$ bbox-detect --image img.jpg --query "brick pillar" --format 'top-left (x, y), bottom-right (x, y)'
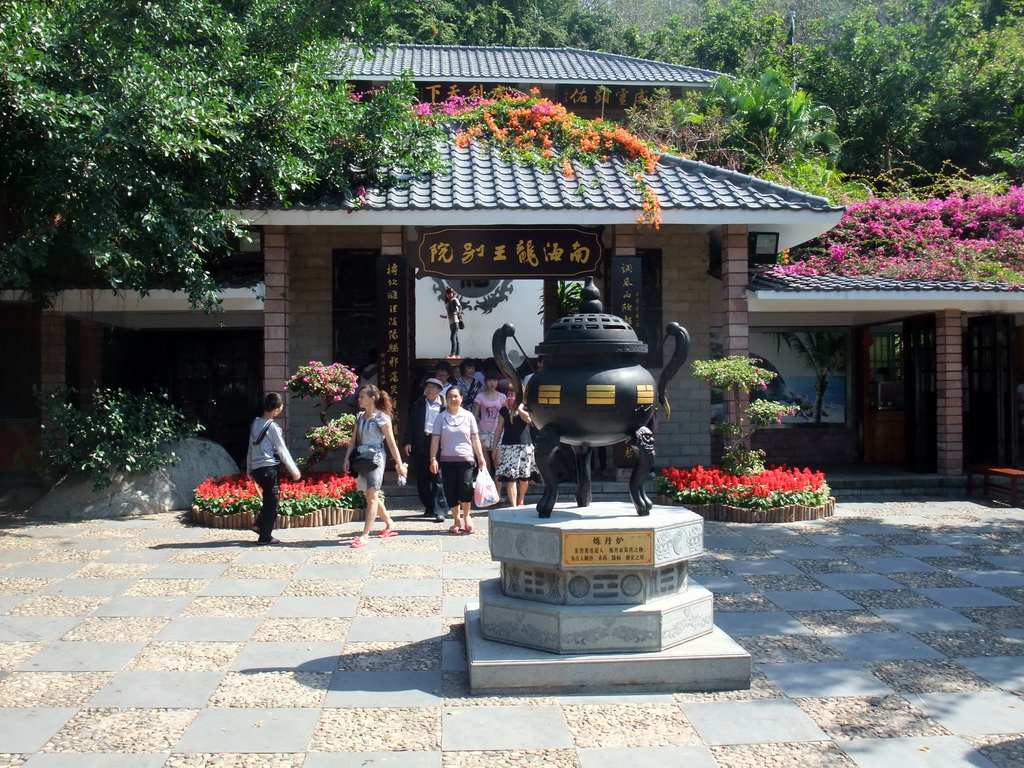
top-left (721, 225), bottom-right (749, 426)
top-left (263, 226), bottom-right (291, 432)
top-left (39, 311), bottom-right (66, 432)
top-left (936, 309), bottom-right (964, 475)
top-left (380, 225), bottom-right (402, 258)
top-left (40, 311), bottom-right (66, 390)
top-left (613, 225), bottom-right (637, 258)
top-left (78, 319), bottom-right (104, 406)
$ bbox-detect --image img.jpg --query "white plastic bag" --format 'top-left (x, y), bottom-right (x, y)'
top-left (473, 467), bottom-right (500, 507)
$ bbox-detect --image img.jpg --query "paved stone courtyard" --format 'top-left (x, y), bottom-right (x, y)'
top-left (1, 499), bottom-right (1023, 767)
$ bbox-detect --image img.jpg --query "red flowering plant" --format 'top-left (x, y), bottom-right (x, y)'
top-left (415, 89), bottom-right (665, 227)
top-left (193, 472), bottom-right (366, 517)
top-left (284, 361), bottom-right (359, 467)
top-left (655, 465), bottom-right (830, 511)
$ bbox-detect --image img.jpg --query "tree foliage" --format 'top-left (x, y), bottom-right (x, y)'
top-left (628, 71), bottom-right (862, 200)
top-left (386, 0), bottom-right (627, 49)
top-left (0, 0), bottom-right (446, 309)
top-left (627, 0), bottom-right (1024, 183)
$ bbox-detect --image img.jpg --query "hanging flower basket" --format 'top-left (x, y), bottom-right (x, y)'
top-left (655, 465), bottom-right (834, 524)
top-left (190, 472), bottom-right (367, 529)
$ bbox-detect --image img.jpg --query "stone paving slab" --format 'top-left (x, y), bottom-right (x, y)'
top-left (2, 500), bottom-right (1024, 765)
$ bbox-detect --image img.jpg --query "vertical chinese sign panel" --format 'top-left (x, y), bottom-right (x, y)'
top-left (377, 256), bottom-right (409, 419)
top-left (610, 256), bottom-right (643, 468)
top-left (610, 256), bottom-right (642, 330)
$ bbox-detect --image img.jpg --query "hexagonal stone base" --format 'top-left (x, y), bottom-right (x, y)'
top-left (479, 578), bottom-right (713, 654)
top-left (501, 560), bottom-right (691, 606)
top-left (489, 502), bottom-right (705, 573)
top-left (466, 606), bottom-right (751, 695)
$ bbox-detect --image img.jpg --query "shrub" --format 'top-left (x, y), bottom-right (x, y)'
top-left (779, 187), bottom-right (1024, 282)
top-left (691, 356), bottom-right (795, 475)
top-left (38, 387), bottom-right (203, 491)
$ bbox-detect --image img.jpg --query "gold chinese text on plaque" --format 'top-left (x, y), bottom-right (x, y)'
top-left (562, 531), bottom-right (654, 567)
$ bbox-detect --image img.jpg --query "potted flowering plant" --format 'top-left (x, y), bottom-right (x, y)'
top-left (284, 361), bottom-right (360, 467)
top-left (657, 356), bottom-right (833, 522)
top-left (191, 472), bottom-right (368, 528)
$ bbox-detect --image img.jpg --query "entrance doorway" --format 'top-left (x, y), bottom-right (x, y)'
top-left (966, 314), bottom-right (1016, 467)
top-left (105, 328), bottom-right (262, 466)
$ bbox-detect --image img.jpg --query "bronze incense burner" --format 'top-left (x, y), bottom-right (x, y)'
top-left (493, 278), bottom-right (689, 517)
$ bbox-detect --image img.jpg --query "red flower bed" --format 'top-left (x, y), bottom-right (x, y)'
top-left (193, 472), bottom-right (366, 517)
top-left (655, 465), bottom-right (830, 510)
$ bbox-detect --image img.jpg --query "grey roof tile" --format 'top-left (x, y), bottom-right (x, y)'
top-left (335, 45), bottom-right (723, 85)
top-left (317, 135), bottom-right (841, 216)
top-left (750, 273), bottom-right (1024, 293)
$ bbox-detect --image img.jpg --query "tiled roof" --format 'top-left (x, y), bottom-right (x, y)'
top-left (350, 140), bottom-right (840, 215)
top-left (335, 45), bottom-right (724, 85)
top-left (749, 272), bottom-right (1024, 293)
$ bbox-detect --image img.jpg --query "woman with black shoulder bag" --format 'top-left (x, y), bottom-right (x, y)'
top-left (343, 385), bottom-right (408, 548)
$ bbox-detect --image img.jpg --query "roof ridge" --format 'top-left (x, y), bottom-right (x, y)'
top-left (559, 46), bottom-right (730, 79)
top-left (653, 151), bottom-right (842, 212)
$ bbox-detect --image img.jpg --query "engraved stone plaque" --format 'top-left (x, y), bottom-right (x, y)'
top-left (562, 531), bottom-right (654, 567)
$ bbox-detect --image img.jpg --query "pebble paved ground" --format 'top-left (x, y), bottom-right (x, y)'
top-left (0, 498), bottom-right (1023, 767)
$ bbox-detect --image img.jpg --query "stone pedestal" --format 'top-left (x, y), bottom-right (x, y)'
top-left (465, 501), bottom-right (750, 694)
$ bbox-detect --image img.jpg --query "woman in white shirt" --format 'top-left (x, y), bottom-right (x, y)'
top-left (430, 386), bottom-right (486, 534)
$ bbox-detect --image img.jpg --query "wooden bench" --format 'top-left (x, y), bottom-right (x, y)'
top-left (966, 465), bottom-right (1024, 507)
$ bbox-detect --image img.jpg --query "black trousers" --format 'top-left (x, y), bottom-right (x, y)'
top-left (251, 465), bottom-right (280, 541)
top-left (412, 433), bottom-right (448, 516)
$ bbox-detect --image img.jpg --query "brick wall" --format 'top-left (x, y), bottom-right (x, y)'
top-left (634, 225), bottom-right (712, 469)
top-left (285, 226), bottom-right (383, 462)
top-left (742, 425), bottom-right (859, 468)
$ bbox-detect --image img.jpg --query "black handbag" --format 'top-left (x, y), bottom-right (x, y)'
top-left (349, 449), bottom-right (381, 473)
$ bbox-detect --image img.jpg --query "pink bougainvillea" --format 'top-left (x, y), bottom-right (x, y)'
top-left (777, 188), bottom-right (1024, 283)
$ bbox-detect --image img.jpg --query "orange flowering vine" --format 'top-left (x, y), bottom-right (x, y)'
top-left (415, 90), bottom-right (664, 227)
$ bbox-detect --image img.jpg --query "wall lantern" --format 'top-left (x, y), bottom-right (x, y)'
top-left (747, 232), bottom-right (779, 268)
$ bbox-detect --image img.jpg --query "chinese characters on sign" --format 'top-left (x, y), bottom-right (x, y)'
top-left (376, 256), bottom-right (408, 414)
top-left (562, 531), bottom-right (655, 567)
top-left (349, 81), bottom-right (685, 120)
top-left (610, 255), bottom-right (644, 468)
top-left (610, 256), bottom-right (642, 330)
top-left (417, 227), bottom-right (604, 278)
top-left (419, 82), bottom-right (488, 102)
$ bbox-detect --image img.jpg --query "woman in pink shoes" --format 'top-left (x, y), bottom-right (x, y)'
top-left (429, 386), bottom-right (487, 534)
top-left (343, 385), bottom-right (408, 548)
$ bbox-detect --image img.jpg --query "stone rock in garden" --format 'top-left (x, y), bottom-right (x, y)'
top-left (27, 438), bottom-right (238, 520)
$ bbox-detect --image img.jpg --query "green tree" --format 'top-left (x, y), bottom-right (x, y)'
top-left (628, 71), bottom-right (862, 200)
top-left (636, 0), bottom-right (792, 76)
top-left (0, 0), bottom-right (446, 310)
top-left (387, 0), bottom-right (628, 49)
